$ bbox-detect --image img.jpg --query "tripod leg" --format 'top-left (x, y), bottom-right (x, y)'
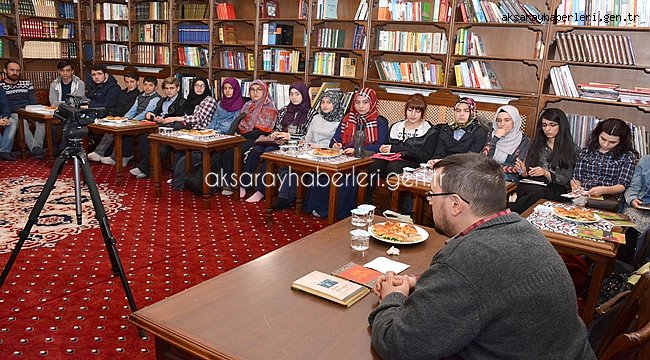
top-left (73, 157), bottom-right (83, 225)
top-left (0, 154), bottom-right (69, 287)
top-left (76, 153), bottom-right (138, 313)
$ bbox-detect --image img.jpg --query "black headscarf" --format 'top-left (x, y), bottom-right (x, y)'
top-left (183, 77), bottom-right (211, 114)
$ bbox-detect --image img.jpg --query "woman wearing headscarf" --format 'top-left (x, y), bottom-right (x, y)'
top-left (431, 97), bottom-right (488, 159)
top-left (208, 78), bottom-right (245, 133)
top-left (242, 81), bottom-right (311, 202)
top-left (272, 90), bottom-right (346, 210)
top-left (481, 105), bottom-right (530, 183)
top-left (304, 87), bottom-right (389, 219)
top-left (220, 79), bottom-right (278, 195)
top-left (164, 77), bottom-right (217, 129)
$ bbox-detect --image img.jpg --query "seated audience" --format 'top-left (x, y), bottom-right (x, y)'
top-left (481, 105), bottom-right (530, 183)
top-left (365, 93), bottom-right (437, 203)
top-left (130, 76), bottom-right (187, 179)
top-left (100, 75), bottom-right (161, 166)
top-left (368, 153), bottom-right (595, 359)
top-left (272, 90), bottom-right (345, 209)
top-left (49, 60), bottom-right (85, 107)
top-left (215, 79), bottom-right (278, 194)
top-left (571, 118), bottom-right (636, 210)
top-left (159, 77), bottom-right (216, 130)
top-left (87, 70), bottom-right (139, 161)
top-left (0, 86), bottom-right (17, 161)
top-left (207, 78), bottom-right (245, 133)
top-left (624, 154), bottom-right (650, 232)
top-left (431, 97), bottom-right (488, 159)
top-left (303, 87), bottom-right (388, 219)
top-left (1, 60), bottom-right (39, 158)
top-left (242, 81), bottom-right (311, 203)
top-left (509, 108), bottom-right (579, 214)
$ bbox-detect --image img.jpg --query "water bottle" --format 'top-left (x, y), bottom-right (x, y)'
top-left (353, 122), bottom-right (366, 158)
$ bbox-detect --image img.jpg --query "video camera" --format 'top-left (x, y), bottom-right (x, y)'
top-left (54, 95), bottom-right (108, 139)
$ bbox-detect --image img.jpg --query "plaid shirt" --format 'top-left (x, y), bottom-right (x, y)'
top-left (573, 149), bottom-right (636, 189)
top-left (183, 96), bottom-right (217, 130)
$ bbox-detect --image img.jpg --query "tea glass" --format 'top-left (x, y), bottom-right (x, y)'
top-left (350, 229), bottom-right (370, 251)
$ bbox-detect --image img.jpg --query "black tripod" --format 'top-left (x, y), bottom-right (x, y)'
top-left (0, 131), bottom-right (138, 315)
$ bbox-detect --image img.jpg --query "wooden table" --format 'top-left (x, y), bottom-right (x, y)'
top-left (261, 150), bottom-right (374, 225)
top-left (148, 132), bottom-right (245, 208)
top-left (522, 199), bottom-right (621, 326)
top-left (129, 217), bottom-right (447, 360)
top-left (386, 171), bottom-right (517, 224)
top-left (15, 108), bottom-right (59, 161)
top-left (87, 122), bottom-right (159, 185)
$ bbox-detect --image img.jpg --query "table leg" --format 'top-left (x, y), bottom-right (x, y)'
top-left (185, 150), bottom-right (191, 174)
top-left (264, 162), bottom-right (276, 226)
top-left (44, 121), bottom-right (54, 162)
top-left (295, 175), bottom-right (305, 215)
top-left (583, 259), bottom-right (610, 326)
top-left (202, 150), bottom-right (211, 209)
top-left (151, 141), bottom-right (162, 197)
top-left (114, 135), bottom-right (124, 186)
top-left (328, 173), bottom-right (339, 225)
top-left (17, 116), bottom-right (27, 159)
top-left (233, 147), bottom-right (242, 200)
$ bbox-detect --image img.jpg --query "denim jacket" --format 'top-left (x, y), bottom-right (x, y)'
top-left (625, 155), bottom-right (650, 206)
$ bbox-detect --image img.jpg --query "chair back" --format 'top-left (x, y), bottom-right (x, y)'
top-left (226, 112), bottom-right (246, 135)
top-left (595, 272), bottom-right (650, 359)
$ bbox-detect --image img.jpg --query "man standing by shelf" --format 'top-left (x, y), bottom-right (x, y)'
top-left (0, 60), bottom-right (39, 159)
top-left (48, 60), bottom-right (85, 107)
top-left (85, 66), bottom-right (136, 162)
top-left (369, 153), bottom-right (595, 359)
top-left (0, 86), bottom-right (16, 161)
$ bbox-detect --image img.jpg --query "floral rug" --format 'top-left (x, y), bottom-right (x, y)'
top-left (0, 175), bottom-right (126, 254)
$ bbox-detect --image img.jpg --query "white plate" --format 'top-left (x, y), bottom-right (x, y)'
top-left (552, 208), bottom-right (601, 224)
top-left (368, 222), bottom-right (429, 245)
top-left (308, 149), bottom-right (341, 158)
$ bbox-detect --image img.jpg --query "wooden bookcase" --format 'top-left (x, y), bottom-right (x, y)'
top-left (4, 0), bottom-right (647, 151)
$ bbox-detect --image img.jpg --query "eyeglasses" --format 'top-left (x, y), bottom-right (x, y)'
top-left (422, 191), bottom-right (470, 205)
top-left (194, 83), bottom-right (206, 88)
top-left (250, 87), bottom-right (263, 93)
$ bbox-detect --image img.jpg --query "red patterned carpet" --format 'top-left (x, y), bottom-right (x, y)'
top-left (0, 158), bottom-right (327, 358)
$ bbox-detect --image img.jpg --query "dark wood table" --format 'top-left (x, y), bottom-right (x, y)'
top-left (522, 199), bottom-right (622, 325)
top-left (87, 122), bottom-right (159, 185)
top-left (261, 150), bottom-right (374, 225)
top-left (15, 108), bottom-right (59, 161)
top-left (129, 217), bottom-right (447, 360)
top-left (148, 132), bottom-right (245, 208)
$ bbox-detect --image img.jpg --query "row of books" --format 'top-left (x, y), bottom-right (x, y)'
top-left (312, 52), bottom-right (356, 77)
top-left (579, 82), bottom-right (650, 104)
top-left (22, 71), bottom-right (57, 90)
top-left (23, 40), bottom-right (77, 59)
top-left (95, 3), bottom-right (128, 21)
top-left (314, 28), bottom-right (346, 49)
top-left (97, 23), bottom-right (129, 42)
top-left (261, 49), bottom-right (304, 73)
top-left (134, 24), bottom-right (168, 43)
top-left (459, 0), bottom-right (546, 24)
top-left (176, 46), bottom-right (209, 67)
top-left (454, 29), bottom-right (485, 56)
top-left (374, 60), bottom-right (445, 85)
top-left (378, 0), bottom-right (451, 22)
top-left (453, 60), bottom-right (502, 89)
top-left (353, 0), bottom-right (369, 20)
top-left (351, 25), bottom-right (367, 50)
top-left (18, 0), bottom-right (58, 17)
top-left (134, 2), bottom-right (169, 21)
top-left (215, 1), bottom-right (236, 19)
top-left (178, 24), bottom-right (210, 44)
top-left (20, 20), bottom-right (74, 39)
top-left (261, 23), bottom-right (294, 46)
top-left (217, 50), bottom-right (255, 71)
top-left (133, 45), bottom-right (170, 65)
top-left (554, 33), bottom-right (637, 65)
top-left (177, 3), bottom-right (209, 20)
top-left (58, 1), bottom-right (75, 19)
top-left (315, 0), bottom-right (339, 20)
top-left (99, 43), bottom-right (128, 63)
top-left (0, 0), bottom-right (12, 14)
top-left (568, 114), bottom-right (648, 156)
top-left (556, 0), bottom-right (650, 27)
top-left (549, 65), bottom-right (579, 97)
top-left (376, 30), bottom-right (448, 54)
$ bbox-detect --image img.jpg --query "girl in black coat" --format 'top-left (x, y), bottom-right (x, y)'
top-left (431, 97), bottom-right (488, 159)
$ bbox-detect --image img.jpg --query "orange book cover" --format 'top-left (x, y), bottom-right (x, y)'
top-left (331, 262), bottom-right (382, 288)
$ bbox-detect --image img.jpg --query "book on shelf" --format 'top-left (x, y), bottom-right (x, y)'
top-left (454, 28), bottom-right (485, 56)
top-left (376, 30), bottom-right (447, 54)
top-left (291, 270), bottom-right (370, 307)
top-left (215, 1), bottom-right (236, 19)
top-left (339, 57), bottom-right (357, 77)
top-left (316, 0), bottom-right (338, 20)
top-left (178, 3), bottom-right (209, 19)
top-left (354, 0), bottom-right (368, 20)
top-left (262, 0), bottom-right (279, 18)
top-left (555, 33), bottom-right (636, 65)
top-left (549, 65), bottom-right (578, 98)
top-left (453, 60), bottom-right (501, 90)
top-left (217, 24), bottom-right (237, 44)
top-left (315, 28), bottom-right (346, 48)
top-left (375, 60), bottom-right (444, 85)
top-left (556, 0), bottom-right (650, 27)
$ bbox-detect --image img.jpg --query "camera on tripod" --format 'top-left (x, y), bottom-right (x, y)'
top-left (53, 95), bottom-right (108, 139)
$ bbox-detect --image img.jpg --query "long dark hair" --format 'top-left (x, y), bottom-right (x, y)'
top-left (528, 108), bottom-right (576, 170)
top-left (586, 118), bottom-right (633, 158)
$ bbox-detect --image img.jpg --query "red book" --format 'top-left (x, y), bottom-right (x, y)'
top-left (331, 262), bottom-right (382, 288)
top-left (225, 3), bottom-right (236, 19)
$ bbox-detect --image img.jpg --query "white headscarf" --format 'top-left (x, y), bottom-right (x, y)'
top-left (492, 105), bottom-right (523, 164)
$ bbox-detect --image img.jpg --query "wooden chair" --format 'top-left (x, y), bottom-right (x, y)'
top-left (592, 272), bottom-right (650, 359)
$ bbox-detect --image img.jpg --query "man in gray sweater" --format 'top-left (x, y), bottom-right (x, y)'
top-left (368, 153), bottom-right (595, 359)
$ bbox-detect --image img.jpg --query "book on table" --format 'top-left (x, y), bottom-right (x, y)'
top-left (291, 270), bottom-right (370, 307)
top-left (331, 262), bottom-right (382, 288)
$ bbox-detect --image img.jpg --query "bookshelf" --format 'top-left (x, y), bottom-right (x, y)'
top-left (93, 0), bottom-right (130, 64)
top-left (130, 0), bottom-right (171, 73)
top-left (171, 0), bottom-right (213, 92)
